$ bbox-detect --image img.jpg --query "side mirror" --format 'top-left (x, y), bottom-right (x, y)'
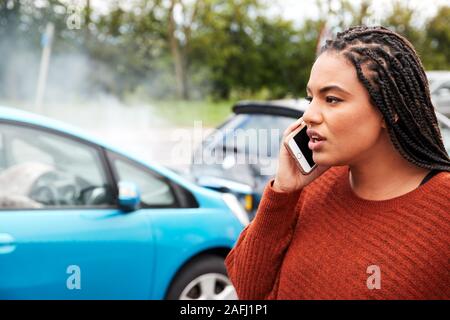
top-left (118, 181), bottom-right (141, 212)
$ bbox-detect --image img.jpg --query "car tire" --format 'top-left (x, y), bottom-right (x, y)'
top-left (165, 254), bottom-right (237, 300)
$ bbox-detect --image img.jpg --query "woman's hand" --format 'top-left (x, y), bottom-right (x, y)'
top-left (273, 117), bottom-right (331, 193)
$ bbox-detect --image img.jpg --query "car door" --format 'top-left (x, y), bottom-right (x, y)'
top-left (105, 151), bottom-right (211, 299)
top-left (0, 121), bottom-right (154, 299)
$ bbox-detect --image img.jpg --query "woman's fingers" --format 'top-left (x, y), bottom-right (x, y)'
top-left (283, 117), bottom-right (304, 138)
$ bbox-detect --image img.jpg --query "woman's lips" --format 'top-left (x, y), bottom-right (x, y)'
top-left (308, 139), bottom-right (325, 151)
top-left (306, 129), bottom-right (326, 141)
top-left (306, 129), bottom-right (326, 151)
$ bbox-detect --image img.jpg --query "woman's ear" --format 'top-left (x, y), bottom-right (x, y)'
top-left (381, 113), bottom-right (399, 128)
top-left (393, 113), bottom-right (399, 123)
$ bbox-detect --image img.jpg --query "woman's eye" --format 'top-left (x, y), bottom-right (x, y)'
top-left (326, 96), bottom-right (342, 104)
top-left (305, 96), bottom-right (313, 103)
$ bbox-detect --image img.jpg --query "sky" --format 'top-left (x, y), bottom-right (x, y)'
top-left (80, 0), bottom-right (450, 27)
top-left (269, 0), bottom-right (450, 27)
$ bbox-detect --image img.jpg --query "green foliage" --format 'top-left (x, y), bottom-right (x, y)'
top-left (150, 99), bottom-right (234, 126)
top-left (422, 6), bottom-right (450, 70)
top-left (0, 0), bottom-right (449, 102)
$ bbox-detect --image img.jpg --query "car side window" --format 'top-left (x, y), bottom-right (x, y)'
top-left (110, 155), bottom-right (176, 207)
top-left (0, 123), bottom-right (114, 209)
top-left (11, 137), bottom-right (54, 166)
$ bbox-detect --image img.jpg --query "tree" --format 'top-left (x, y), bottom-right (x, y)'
top-left (422, 6), bottom-right (450, 70)
top-left (190, 0), bottom-right (267, 99)
top-left (167, 0), bottom-right (201, 100)
top-left (381, 0), bottom-right (424, 51)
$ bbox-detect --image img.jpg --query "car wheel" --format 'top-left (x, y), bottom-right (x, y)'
top-left (165, 254), bottom-right (237, 300)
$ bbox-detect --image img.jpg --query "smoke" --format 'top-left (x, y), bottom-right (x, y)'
top-left (0, 27), bottom-right (187, 169)
top-left (0, 28), bottom-right (40, 103)
top-left (45, 52), bottom-right (92, 103)
top-left (0, 3), bottom-right (212, 173)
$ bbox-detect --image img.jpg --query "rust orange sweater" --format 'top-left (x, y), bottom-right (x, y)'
top-left (225, 166), bottom-right (450, 299)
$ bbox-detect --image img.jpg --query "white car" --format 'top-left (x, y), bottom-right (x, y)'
top-left (427, 71), bottom-right (450, 116)
top-left (437, 112), bottom-right (450, 155)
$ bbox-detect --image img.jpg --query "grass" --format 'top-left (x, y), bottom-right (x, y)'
top-left (0, 98), bottom-right (237, 128)
top-left (150, 99), bottom-right (235, 127)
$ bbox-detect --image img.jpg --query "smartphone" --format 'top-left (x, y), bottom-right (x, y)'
top-left (284, 121), bottom-right (317, 175)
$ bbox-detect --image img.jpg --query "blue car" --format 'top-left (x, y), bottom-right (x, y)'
top-left (0, 106), bottom-right (248, 300)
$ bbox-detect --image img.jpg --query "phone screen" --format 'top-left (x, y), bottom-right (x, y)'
top-left (293, 127), bottom-right (315, 168)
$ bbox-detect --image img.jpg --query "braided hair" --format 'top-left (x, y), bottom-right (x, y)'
top-left (319, 25), bottom-right (450, 171)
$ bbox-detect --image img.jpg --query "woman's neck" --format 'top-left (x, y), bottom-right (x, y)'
top-left (348, 139), bottom-right (430, 201)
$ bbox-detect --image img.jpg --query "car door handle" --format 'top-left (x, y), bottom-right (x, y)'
top-left (0, 233), bottom-right (16, 254)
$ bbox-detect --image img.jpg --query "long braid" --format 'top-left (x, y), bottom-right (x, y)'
top-left (320, 25), bottom-right (450, 171)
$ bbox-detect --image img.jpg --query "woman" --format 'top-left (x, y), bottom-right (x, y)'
top-left (225, 25), bottom-right (450, 300)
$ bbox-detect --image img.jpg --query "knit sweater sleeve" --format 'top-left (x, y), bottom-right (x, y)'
top-left (225, 179), bottom-right (303, 300)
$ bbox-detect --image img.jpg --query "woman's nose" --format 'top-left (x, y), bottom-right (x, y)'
top-left (302, 101), bottom-right (323, 126)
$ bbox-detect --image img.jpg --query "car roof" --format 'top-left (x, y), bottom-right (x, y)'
top-left (232, 99), bottom-right (308, 118)
top-left (426, 70), bottom-right (450, 78)
top-left (0, 105), bottom-right (183, 182)
top-left (0, 105), bottom-right (114, 146)
top-left (426, 71), bottom-right (450, 90)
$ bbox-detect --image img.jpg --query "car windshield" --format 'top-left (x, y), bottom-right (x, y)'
top-left (215, 113), bottom-right (295, 156)
top-left (193, 113), bottom-right (296, 187)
